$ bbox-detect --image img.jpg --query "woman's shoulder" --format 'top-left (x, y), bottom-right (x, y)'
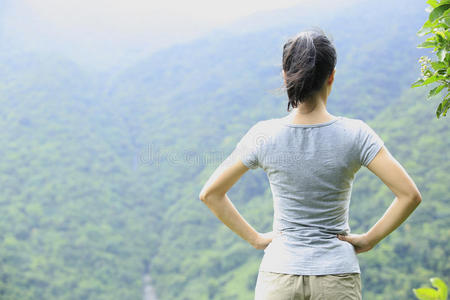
top-left (334, 116), bottom-right (369, 132)
top-left (242, 117), bottom-right (287, 147)
top-left (340, 115), bottom-right (375, 125)
top-left (254, 116), bottom-right (288, 133)
top-left (337, 115), bottom-right (363, 125)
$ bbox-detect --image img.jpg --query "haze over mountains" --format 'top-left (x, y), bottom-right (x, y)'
top-left (0, 0), bottom-right (448, 299)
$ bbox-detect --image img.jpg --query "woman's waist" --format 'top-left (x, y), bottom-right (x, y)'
top-left (274, 225), bottom-right (349, 246)
top-left (265, 233), bottom-right (358, 262)
top-left (276, 222), bottom-right (349, 236)
top-left (261, 239), bottom-right (360, 274)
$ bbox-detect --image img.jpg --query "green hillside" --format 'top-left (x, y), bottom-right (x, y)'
top-left (0, 0), bottom-right (447, 299)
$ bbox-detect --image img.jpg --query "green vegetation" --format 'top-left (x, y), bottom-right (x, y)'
top-left (413, 277), bottom-right (448, 300)
top-left (0, 0), bottom-right (447, 299)
top-left (411, 0), bottom-right (450, 118)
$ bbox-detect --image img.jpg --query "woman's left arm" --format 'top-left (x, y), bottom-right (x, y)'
top-left (199, 158), bottom-right (267, 249)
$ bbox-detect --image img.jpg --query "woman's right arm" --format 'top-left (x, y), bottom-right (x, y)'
top-left (337, 145), bottom-right (422, 254)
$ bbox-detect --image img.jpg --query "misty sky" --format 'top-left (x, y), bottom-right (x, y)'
top-left (2, 0), bottom-right (354, 71)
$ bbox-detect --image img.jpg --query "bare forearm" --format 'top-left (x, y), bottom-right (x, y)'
top-left (366, 196), bottom-right (421, 245)
top-left (201, 193), bottom-right (259, 246)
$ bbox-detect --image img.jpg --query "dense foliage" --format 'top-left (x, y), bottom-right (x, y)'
top-left (412, 0), bottom-right (450, 118)
top-left (0, 0), bottom-right (447, 299)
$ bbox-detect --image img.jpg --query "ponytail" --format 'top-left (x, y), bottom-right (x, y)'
top-left (282, 27), bottom-right (336, 112)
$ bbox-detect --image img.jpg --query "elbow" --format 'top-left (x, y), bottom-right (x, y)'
top-left (409, 190), bottom-right (422, 205)
top-left (199, 187), bottom-right (211, 203)
top-left (199, 189), bottom-right (224, 203)
top-left (398, 190), bottom-right (422, 206)
top-left (413, 192), bottom-right (422, 205)
top-left (199, 191), bottom-right (207, 202)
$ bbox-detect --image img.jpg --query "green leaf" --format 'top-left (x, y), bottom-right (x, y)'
top-left (437, 102), bottom-right (443, 118)
top-left (425, 35), bottom-right (438, 42)
top-left (431, 61), bottom-right (447, 70)
top-left (437, 69), bottom-right (447, 76)
top-left (411, 75), bottom-right (440, 87)
top-left (430, 277), bottom-right (448, 300)
top-left (413, 287), bottom-right (440, 300)
top-left (445, 30), bottom-right (450, 39)
top-left (422, 75), bottom-right (440, 86)
top-left (427, 0), bottom-right (439, 7)
top-left (434, 22), bottom-right (448, 29)
top-left (442, 16), bottom-right (450, 26)
top-left (436, 33), bottom-right (445, 43)
top-left (427, 85), bottom-right (446, 98)
top-left (442, 98), bottom-right (450, 117)
top-left (417, 26), bottom-right (433, 36)
top-left (417, 41), bottom-right (437, 48)
top-left (422, 19), bottom-right (434, 28)
top-left (411, 79), bottom-right (425, 87)
top-left (437, 49), bottom-right (446, 61)
top-left (434, 13), bottom-right (450, 26)
top-left (429, 4), bottom-right (450, 22)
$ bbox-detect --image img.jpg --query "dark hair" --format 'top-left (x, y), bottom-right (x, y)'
top-left (282, 27), bottom-right (337, 112)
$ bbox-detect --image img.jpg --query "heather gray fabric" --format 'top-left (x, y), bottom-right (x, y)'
top-left (233, 110), bottom-right (384, 275)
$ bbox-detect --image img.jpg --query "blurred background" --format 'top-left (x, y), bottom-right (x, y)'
top-left (0, 0), bottom-right (448, 299)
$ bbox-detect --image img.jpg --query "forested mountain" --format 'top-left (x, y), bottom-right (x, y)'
top-left (0, 0), bottom-right (448, 299)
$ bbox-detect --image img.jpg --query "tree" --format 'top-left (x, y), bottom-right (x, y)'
top-left (411, 0), bottom-right (450, 119)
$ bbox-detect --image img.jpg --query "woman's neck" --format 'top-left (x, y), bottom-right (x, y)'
top-left (289, 99), bottom-right (335, 124)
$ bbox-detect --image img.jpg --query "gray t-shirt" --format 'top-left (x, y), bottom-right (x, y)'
top-left (233, 110), bottom-right (384, 275)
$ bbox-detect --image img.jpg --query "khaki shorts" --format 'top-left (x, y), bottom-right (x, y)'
top-left (254, 271), bottom-right (362, 300)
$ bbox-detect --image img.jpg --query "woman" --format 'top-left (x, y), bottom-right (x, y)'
top-left (199, 27), bottom-right (422, 300)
